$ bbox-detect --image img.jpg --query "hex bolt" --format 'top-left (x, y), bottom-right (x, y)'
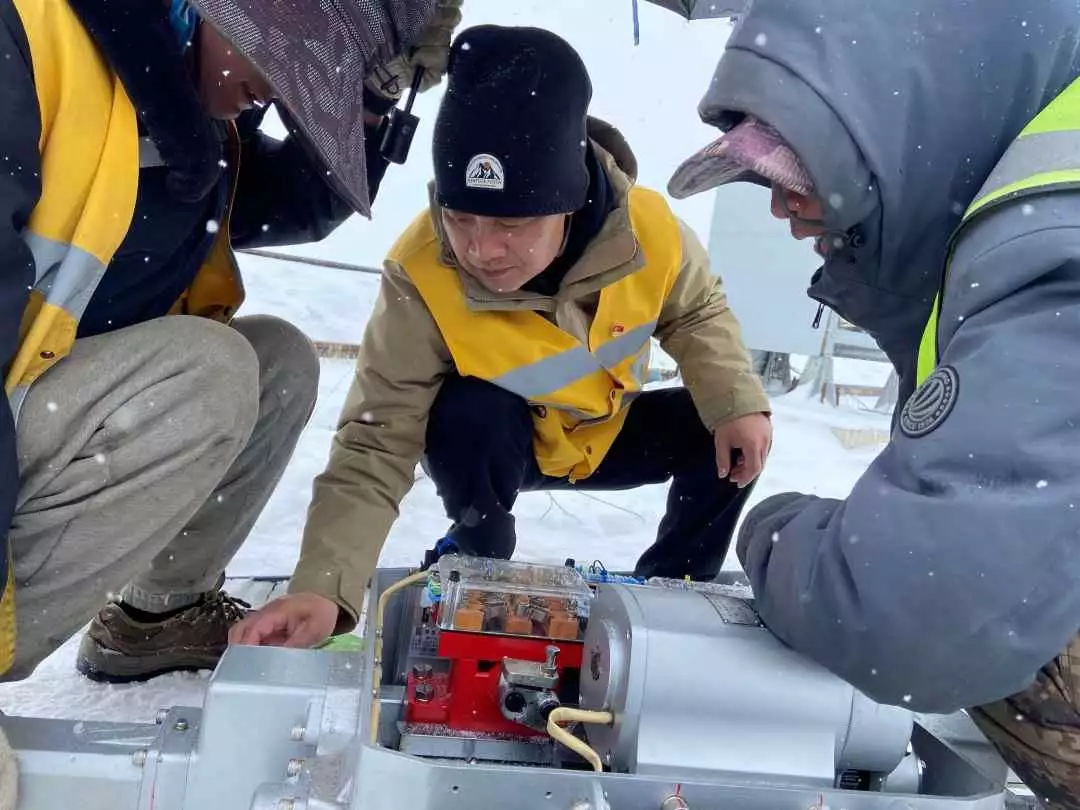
top-left (154, 709), bottom-right (168, 725)
top-left (131, 749), bottom-right (148, 767)
top-left (173, 719), bottom-right (189, 732)
top-left (412, 662), bottom-right (433, 680)
top-left (415, 683), bottom-right (435, 703)
top-left (286, 758), bottom-right (304, 777)
top-left (543, 645), bottom-right (560, 676)
top-left (290, 725), bottom-right (306, 742)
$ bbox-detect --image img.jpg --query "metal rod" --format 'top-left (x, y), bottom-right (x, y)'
top-left (238, 248), bottom-right (382, 275)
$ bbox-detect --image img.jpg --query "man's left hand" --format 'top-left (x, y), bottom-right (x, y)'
top-left (714, 412), bottom-right (772, 488)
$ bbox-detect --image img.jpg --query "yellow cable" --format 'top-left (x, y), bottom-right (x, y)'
top-left (546, 707), bottom-right (615, 772)
top-left (369, 569), bottom-right (430, 743)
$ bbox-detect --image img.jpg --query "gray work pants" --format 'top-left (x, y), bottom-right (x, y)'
top-left (5, 314), bottom-right (319, 680)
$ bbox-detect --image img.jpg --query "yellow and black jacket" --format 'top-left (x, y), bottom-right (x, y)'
top-left (0, 0), bottom-right (388, 675)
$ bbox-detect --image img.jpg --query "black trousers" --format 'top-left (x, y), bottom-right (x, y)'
top-left (422, 374), bottom-right (756, 580)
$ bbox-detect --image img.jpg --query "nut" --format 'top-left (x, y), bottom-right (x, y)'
top-left (287, 758), bottom-right (304, 777)
top-left (290, 725), bottom-right (306, 742)
top-left (154, 709), bottom-right (168, 725)
top-left (131, 749), bottom-right (148, 767)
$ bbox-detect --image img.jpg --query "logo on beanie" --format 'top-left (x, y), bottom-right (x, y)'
top-left (465, 154), bottom-right (505, 191)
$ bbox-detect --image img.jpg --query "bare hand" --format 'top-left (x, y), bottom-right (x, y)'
top-left (228, 593), bottom-right (340, 649)
top-left (714, 412), bottom-right (772, 488)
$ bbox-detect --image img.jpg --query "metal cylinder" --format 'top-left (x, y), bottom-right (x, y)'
top-left (579, 583), bottom-right (914, 786)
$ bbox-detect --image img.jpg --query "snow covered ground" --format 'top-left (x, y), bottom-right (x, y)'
top-left (0, 0), bottom-right (896, 724)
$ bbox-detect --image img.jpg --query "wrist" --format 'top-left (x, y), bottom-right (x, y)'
top-left (363, 83), bottom-right (399, 118)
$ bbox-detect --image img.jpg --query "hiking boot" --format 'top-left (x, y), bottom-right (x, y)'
top-left (75, 591), bottom-right (251, 683)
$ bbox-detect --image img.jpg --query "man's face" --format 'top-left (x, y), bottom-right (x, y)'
top-left (769, 185), bottom-right (832, 257)
top-left (441, 210), bottom-right (568, 293)
top-left (196, 21), bottom-right (276, 120)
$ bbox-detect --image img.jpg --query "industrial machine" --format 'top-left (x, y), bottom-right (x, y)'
top-left (2, 558), bottom-right (1036, 810)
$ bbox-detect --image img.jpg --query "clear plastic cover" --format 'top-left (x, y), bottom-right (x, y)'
top-left (435, 555), bottom-right (592, 640)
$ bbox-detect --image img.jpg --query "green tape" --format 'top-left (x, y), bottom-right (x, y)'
top-left (317, 634), bottom-right (366, 652)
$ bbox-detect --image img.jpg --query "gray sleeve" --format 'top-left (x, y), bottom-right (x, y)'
top-left (736, 194), bottom-right (1080, 714)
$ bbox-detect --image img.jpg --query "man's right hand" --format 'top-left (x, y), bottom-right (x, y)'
top-left (228, 593), bottom-right (340, 648)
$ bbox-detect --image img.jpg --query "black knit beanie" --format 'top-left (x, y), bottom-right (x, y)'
top-left (433, 25), bottom-right (593, 217)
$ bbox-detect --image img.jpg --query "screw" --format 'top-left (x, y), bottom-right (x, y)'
top-left (286, 758), bottom-right (304, 777)
top-left (290, 725), bottom-right (306, 742)
top-left (132, 749), bottom-right (148, 767)
top-left (173, 719), bottom-right (189, 732)
top-left (154, 709), bottom-right (168, 725)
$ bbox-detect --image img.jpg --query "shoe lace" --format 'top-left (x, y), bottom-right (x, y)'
top-left (199, 592), bottom-right (252, 624)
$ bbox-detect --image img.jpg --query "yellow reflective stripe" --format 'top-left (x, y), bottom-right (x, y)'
top-left (913, 76), bottom-right (1080, 385)
top-left (916, 294), bottom-right (940, 387)
top-left (0, 563), bottom-right (13, 675)
top-left (492, 346), bottom-right (602, 399)
top-left (23, 231), bottom-right (109, 317)
top-left (1019, 77), bottom-right (1080, 135)
top-left (594, 321), bottom-right (654, 372)
top-left (7, 386), bottom-right (29, 423)
top-left (972, 130), bottom-right (1080, 211)
top-left (970, 169), bottom-right (1080, 217)
top-left (479, 320), bottom-right (657, 399)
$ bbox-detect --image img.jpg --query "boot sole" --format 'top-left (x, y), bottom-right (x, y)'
top-left (75, 636), bottom-right (221, 684)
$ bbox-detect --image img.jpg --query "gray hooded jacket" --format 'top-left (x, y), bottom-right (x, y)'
top-left (705, 0), bottom-right (1080, 713)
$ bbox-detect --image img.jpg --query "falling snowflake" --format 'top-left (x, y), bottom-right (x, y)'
top-left (754, 33), bottom-right (768, 46)
top-left (206, 219), bottom-right (220, 234)
top-left (46, 401), bottom-right (58, 413)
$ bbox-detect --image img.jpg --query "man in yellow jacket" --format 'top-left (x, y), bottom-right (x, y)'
top-left (0, 0), bottom-right (460, 684)
top-left (233, 25), bottom-right (773, 647)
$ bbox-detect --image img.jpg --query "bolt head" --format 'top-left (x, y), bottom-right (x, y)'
top-left (290, 725), bottom-right (306, 742)
top-left (131, 749), bottom-right (148, 767)
top-left (277, 800), bottom-right (295, 810)
top-left (173, 719), bottom-right (189, 732)
top-left (287, 758), bottom-right (304, 777)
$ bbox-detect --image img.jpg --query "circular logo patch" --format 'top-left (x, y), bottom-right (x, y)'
top-left (900, 365), bottom-right (959, 438)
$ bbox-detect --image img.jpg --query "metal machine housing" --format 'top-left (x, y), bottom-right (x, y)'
top-left (0, 568), bottom-right (1038, 810)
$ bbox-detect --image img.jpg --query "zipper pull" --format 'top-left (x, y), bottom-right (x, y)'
top-left (811, 302), bottom-right (825, 329)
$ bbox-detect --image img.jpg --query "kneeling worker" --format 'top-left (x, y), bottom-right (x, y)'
top-left (232, 25), bottom-right (773, 646)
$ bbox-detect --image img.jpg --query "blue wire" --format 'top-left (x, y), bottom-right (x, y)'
top-left (632, 0), bottom-right (641, 45)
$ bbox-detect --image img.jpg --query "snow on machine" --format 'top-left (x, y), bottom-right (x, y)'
top-left (3, 556), bottom-right (1035, 809)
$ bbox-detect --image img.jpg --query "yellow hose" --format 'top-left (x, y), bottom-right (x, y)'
top-left (546, 707), bottom-right (615, 772)
top-left (369, 569), bottom-right (430, 743)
